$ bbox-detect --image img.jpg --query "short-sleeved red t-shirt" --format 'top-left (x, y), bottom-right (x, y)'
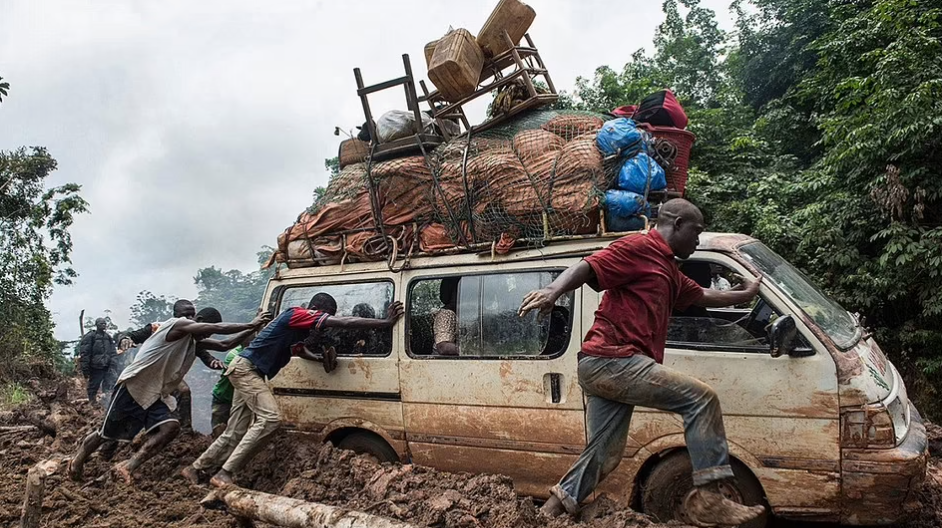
top-left (582, 229), bottom-right (704, 363)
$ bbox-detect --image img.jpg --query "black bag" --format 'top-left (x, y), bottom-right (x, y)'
top-left (634, 90), bottom-right (688, 129)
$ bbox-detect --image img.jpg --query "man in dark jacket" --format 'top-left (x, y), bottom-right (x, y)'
top-left (79, 318), bottom-right (117, 403)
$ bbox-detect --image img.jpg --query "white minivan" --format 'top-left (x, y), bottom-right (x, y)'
top-left (260, 232), bottom-right (927, 526)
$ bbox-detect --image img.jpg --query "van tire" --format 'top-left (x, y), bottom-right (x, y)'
top-left (337, 431), bottom-right (399, 463)
top-left (641, 451), bottom-right (768, 528)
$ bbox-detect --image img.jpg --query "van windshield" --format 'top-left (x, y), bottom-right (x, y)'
top-left (740, 242), bottom-right (860, 349)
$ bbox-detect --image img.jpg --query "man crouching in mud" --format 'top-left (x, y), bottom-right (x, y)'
top-left (68, 301), bottom-right (271, 484)
top-left (518, 199), bottom-right (765, 527)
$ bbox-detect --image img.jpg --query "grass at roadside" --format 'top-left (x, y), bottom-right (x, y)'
top-left (0, 382), bottom-right (32, 411)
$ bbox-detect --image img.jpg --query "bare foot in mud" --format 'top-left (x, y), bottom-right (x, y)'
top-left (67, 458), bottom-right (83, 482)
top-left (210, 469), bottom-right (234, 488)
top-left (181, 465), bottom-right (201, 485)
top-left (113, 461), bottom-right (134, 485)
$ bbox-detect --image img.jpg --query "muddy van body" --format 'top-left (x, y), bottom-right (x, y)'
top-left (260, 232), bottom-right (927, 526)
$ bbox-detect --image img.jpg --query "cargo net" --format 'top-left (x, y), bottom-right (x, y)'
top-left (272, 110), bottom-right (629, 268)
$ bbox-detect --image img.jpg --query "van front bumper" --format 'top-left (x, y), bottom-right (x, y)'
top-left (840, 405), bottom-right (929, 525)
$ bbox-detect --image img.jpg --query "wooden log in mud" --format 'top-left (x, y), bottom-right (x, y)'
top-left (0, 426), bottom-right (38, 434)
top-left (20, 457), bottom-right (64, 528)
top-left (201, 486), bottom-right (418, 528)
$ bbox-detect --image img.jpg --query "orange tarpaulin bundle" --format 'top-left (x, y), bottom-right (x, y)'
top-left (268, 111), bottom-right (614, 268)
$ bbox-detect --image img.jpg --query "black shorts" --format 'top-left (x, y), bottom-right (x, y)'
top-left (100, 384), bottom-right (177, 442)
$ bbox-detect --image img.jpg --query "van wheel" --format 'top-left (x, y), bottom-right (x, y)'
top-left (641, 451), bottom-right (768, 528)
top-left (337, 431), bottom-right (399, 463)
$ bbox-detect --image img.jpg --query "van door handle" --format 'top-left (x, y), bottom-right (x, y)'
top-left (544, 373), bottom-right (563, 404)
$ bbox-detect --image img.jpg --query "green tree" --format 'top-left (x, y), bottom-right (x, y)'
top-left (0, 146), bottom-right (88, 379)
top-left (128, 291), bottom-right (176, 327)
top-left (83, 311), bottom-right (119, 332)
top-left (569, 0), bottom-right (942, 418)
top-left (786, 0), bottom-right (942, 380)
top-left (0, 76), bottom-right (9, 103)
top-left (193, 246), bottom-right (276, 323)
top-left (325, 156), bottom-right (340, 178)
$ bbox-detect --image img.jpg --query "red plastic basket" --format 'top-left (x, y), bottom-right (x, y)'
top-left (637, 124), bottom-right (695, 196)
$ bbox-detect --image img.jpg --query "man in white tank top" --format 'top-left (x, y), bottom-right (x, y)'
top-left (68, 300), bottom-right (270, 484)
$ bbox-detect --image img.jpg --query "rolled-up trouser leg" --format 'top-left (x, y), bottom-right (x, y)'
top-left (551, 355), bottom-right (734, 512)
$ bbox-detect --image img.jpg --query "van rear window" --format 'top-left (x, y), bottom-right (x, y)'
top-left (279, 281), bottom-right (395, 357)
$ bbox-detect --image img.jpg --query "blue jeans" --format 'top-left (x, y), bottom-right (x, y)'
top-left (551, 354), bottom-right (734, 513)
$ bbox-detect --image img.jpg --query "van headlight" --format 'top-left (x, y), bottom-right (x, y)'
top-left (842, 404), bottom-right (896, 448)
top-left (841, 368), bottom-right (910, 448)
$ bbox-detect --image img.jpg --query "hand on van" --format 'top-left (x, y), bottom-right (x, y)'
top-left (519, 262), bottom-right (596, 319)
top-left (518, 288), bottom-right (559, 319)
top-left (696, 277), bottom-right (762, 308)
top-left (290, 343), bottom-right (338, 373)
top-left (251, 311), bottom-right (273, 329)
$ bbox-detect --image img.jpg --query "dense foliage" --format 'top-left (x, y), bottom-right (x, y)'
top-left (572, 0), bottom-right (942, 415)
top-left (128, 291), bottom-right (176, 328)
top-left (0, 146), bottom-right (87, 379)
top-left (190, 246), bottom-right (276, 323)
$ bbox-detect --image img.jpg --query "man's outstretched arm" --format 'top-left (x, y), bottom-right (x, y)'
top-left (518, 261), bottom-right (595, 318)
top-left (198, 328), bottom-right (256, 353)
top-left (696, 277), bottom-right (762, 308)
top-left (167, 311), bottom-right (271, 341)
top-left (321, 302), bottom-right (404, 330)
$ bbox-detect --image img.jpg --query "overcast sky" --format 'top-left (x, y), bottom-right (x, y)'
top-left (0, 0), bottom-right (734, 340)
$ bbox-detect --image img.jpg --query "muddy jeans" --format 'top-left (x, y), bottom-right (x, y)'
top-left (550, 354), bottom-right (734, 514)
top-left (192, 356), bottom-right (280, 474)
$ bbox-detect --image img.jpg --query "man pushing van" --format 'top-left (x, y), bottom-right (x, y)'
top-left (183, 293), bottom-right (404, 487)
top-left (518, 199), bottom-right (765, 527)
top-left (68, 301), bottom-right (271, 484)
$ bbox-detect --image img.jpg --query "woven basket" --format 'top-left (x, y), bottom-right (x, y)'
top-left (638, 124), bottom-right (695, 195)
top-left (339, 139), bottom-right (369, 169)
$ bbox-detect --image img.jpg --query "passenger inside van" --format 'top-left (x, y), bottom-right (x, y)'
top-left (328, 303), bottom-right (391, 356)
top-left (433, 277), bottom-right (459, 356)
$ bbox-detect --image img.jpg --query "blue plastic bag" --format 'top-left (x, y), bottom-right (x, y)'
top-left (596, 118), bottom-right (644, 158)
top-left (618, 152), bottom-right (667, 194)
top-left (604, 190), bottom-right (650, 232)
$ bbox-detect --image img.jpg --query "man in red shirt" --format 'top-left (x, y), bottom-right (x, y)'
top-left (519, 199), bottom-right (764, 527)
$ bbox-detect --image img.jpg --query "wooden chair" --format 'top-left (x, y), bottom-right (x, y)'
top-left (354, 54), bottom-right (445, 162)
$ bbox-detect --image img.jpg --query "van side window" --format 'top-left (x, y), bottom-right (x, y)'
top-left (408, 272), bottom-right (573, 358)
top-left (279, 281), bottom-right (394, 357)
top-left (669, 261), bottom-right (810, 353)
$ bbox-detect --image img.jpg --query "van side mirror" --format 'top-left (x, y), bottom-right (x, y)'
top-left (769, 315), bottom-right (798, 358)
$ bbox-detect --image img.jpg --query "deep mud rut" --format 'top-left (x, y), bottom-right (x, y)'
top-left (0, 382), bottom-right (940, 528)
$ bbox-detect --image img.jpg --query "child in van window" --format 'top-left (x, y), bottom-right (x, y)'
top-left (433, 277), bottom-right (460, 356)
top-left (331, 303), bottom-right (386, 355)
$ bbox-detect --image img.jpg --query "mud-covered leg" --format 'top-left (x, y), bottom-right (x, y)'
top-left (114, 421), bottom-right (180, 484)
top-left (69, 431), bottom-right (105, 481)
